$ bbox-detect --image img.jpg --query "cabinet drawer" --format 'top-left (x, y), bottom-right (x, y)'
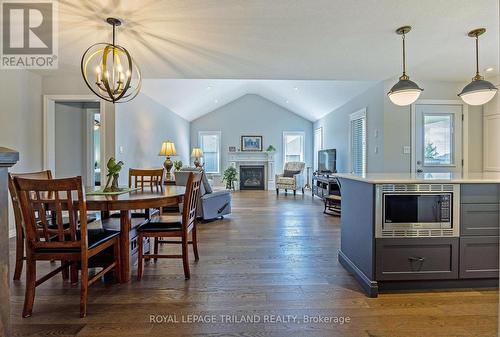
top-left (375, 238), bottom-right (458, 281)
top-left (460, 236), bottom-right (499, 279)
top-left (460, 204), bottom-right (500, 236)
top-left (461, 184), bottom-right (500, 204)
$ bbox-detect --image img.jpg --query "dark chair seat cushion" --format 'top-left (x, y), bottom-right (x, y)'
top-left (34, 229), bottom-right (120, 253)
top-left (138, 215), bottom-right (182, 232)
top-left (109, 209), bottom-right (159, 219)
top-left (45, 214), bottom-right (97, 230)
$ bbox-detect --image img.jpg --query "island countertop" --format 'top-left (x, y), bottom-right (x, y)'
top-left (334, 172), bottom-right (500, 184)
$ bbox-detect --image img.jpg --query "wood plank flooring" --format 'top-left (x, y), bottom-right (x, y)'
top-left (9, 191), bottom-right (499, 337)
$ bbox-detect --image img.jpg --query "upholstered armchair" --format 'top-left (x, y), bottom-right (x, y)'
top-left (275, 161), bottom-right (306, 195)
top-left (175, 167), bottom-right (232, 220)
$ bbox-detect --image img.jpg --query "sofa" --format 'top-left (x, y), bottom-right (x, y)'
top-left (275, 161), bottom-right (306, 195)
top-left (175, 168), bottom-right (232, 220)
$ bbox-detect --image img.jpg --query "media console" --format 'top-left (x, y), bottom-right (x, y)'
top-left (312, 174), bottom-right (340, 199)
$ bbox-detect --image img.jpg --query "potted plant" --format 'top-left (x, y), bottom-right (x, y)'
top-left (222, 166), bottom-right (238, 190)
top-left (173, 160), bottom-right (183, 171)
top-left (266, 145), bottom-right (276, 152)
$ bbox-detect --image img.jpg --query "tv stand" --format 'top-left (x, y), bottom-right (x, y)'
top-left (312, 174), bottom-right (340, 199)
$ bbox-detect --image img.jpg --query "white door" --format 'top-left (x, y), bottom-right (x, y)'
top-left (414, 104), bottom-right (463, 174)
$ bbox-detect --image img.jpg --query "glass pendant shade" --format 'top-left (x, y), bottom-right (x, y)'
top-left (81, 18), bottom-right (141, 103)
top-left (458, 79), bottom-right (497, 105)
top-left (388, 78), bottom-right (423, 106)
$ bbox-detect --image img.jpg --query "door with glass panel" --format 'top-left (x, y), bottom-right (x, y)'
top-left (414, 104), bottom-right (463, 174)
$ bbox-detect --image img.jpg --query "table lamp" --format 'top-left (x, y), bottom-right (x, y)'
top-left (159, 140), bottom-right (176, 179)
top-left (191, 148), bottom-right (204, 168)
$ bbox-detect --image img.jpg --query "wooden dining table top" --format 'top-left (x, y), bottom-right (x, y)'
top-left (84, 185), bottom-right (186, 211)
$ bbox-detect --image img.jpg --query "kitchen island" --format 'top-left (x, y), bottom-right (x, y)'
top-left (335, 172), bottom-right (500, 297)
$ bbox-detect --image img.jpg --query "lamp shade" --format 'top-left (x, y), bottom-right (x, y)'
top-left (458, 79), bottom-right (498, 106)
top-left (159, 140), bottom-right (177, 156)
top-left (191, 147), bottom-right (204, 157)
top-left (387, 79), bottom-right (423, 106)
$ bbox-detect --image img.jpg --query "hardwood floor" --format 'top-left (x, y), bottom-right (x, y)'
top-left (9, 191), bottom-right (499, 337)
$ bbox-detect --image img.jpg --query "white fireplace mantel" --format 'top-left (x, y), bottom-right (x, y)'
top-left (228, 151), bottom-right (275, 190)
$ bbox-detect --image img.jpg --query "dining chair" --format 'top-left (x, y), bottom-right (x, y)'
top-left (110, 167), bottom-right (164, 219)
top-left (137, 172), bottom-right (202, 280)
top-left (13, 176), bottom-right (121, 318)
top-left (8, 170), bottom-right (53, 281)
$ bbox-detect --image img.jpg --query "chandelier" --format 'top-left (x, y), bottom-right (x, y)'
top-left (81, 17), bottom-right (141, 103)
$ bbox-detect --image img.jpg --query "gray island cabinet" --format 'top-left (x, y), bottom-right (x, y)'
top-left (335, 173), bottom-right (500, 297)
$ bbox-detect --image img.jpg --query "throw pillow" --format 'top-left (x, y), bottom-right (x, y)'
top-left (283, 170), bottom-right (300, 177)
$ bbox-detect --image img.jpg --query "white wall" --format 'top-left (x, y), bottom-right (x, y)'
top-left (115, 93), bottom-right (190, 185)
top-left (190, 94), bottom-right (314, 178)
top-left (313, 82), bottom-right (385, 173)
top-left (0, 70), bottom-right (43, 235)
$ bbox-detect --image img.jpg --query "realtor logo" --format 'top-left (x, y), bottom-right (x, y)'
top-left (1, 0), bottom-right (58, 69)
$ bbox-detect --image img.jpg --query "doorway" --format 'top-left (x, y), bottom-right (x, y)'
top-left (44, 95), bottom-right (106, 187)
top-left (412, 101), bottom-right (468, 174)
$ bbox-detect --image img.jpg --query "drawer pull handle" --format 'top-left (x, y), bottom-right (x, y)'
top-left (408, 256), bottom-right (425, 262)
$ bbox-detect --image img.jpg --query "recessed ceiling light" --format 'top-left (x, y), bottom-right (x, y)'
top-left (214, 99), bottom-right (219, 103)
top-left (285, 100), bottom-right (289, 103)
top-left (294, 87), bottom-right (299, 91)
top-left (207, 86), bottom-right (212, 90)
top-left (485, 67), bottom-right (494, 72)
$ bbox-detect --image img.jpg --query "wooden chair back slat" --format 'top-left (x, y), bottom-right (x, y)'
top-left (182, 172), bottom-right (202, 231)
top-left (13, 176), bottom-right (87, 250)
top-left (128, 168), bottom-right (164, 191)
top-left (8, 170), bottom-right (52, 239)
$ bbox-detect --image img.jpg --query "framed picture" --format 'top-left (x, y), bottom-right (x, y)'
top-left (228, 146), bottom-right (236, 152)
top-left (241, 135), bottom-right (263, 152)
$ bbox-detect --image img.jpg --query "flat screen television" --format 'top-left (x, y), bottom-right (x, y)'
top-left (318, 149), bottom-right (337, 173)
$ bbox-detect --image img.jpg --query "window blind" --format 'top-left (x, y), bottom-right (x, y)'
top-left (350, 113), bottom-right (366, 175)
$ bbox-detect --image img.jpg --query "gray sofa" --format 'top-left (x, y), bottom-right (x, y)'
top-left (175, 168), bottom-right (232, 220)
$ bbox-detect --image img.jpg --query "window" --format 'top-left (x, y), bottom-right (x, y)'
top-left (423, 114), bottom-right (454, 166)
top-left (313, 127), bottom-right (323, 171)
top-left (198, 131), bottom-right (221, 174)
top-left (283, 131), bottom-right (305, 163)
top-left (349, 109), bottom-right (367, 175)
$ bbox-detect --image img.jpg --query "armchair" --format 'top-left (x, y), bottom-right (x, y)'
top-left (175, 168), bottom-right (232, 220)
top-left (275, 162), bottom-right (306, 195)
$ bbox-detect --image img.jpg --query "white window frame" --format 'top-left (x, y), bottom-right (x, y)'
top-left (198, 131), bottom-right (221, 174)
top-left (283, 131), bottom-right (305, 164)
top-left (349, 108), bottom-right (367, 175)
top-left (313, 127), bottom-right (323, 171)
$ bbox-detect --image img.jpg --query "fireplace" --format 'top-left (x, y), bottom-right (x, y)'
top-left (240, 165), bottom-right (265, 190)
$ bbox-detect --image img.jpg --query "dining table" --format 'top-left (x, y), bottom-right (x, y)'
top-left (85, 185), bottom-right (186, 282)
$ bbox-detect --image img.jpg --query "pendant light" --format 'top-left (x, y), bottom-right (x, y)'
top-left (458, 28), bottom-right (497, 106)
top-left (388, 26), bottom-right (424, 106)
top-left (81, 18), bottom-right (142, 103)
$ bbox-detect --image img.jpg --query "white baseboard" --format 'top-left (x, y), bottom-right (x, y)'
top-left (9, 228), bottom-right (16, 238)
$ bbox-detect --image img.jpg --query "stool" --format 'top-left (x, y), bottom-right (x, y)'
top-left (324, 194), bottom-right (341, 216)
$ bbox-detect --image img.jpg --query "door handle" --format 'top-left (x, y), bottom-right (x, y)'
top-left (416, 169), bottom-right (423, 173)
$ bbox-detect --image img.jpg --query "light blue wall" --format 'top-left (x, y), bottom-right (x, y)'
top-left (314, 79), bottom-right (483, 174)
top-left (314, 82), bottom-right (385, 173)
top-left (115, 93), bottom-right (190, 185)
top-left (190, 94), bottom-right (314, 176)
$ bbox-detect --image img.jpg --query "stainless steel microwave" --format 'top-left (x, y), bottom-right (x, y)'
top-left (375, 184), bottom-right (460, 238)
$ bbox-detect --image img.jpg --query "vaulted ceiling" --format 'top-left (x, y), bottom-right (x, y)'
top-left (141, 79), bottom-right (378, 121)
top-left (54, 0), bottom-right (498, 82)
